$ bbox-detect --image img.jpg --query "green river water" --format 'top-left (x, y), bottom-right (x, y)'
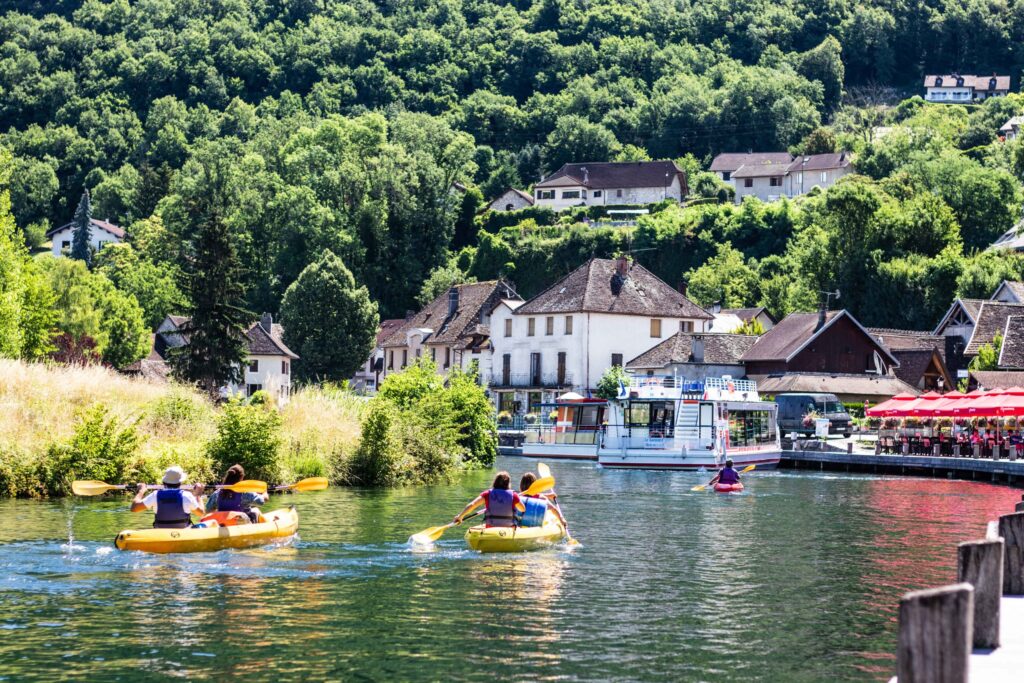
top-left (0, 457), bottom-right (1020, 682)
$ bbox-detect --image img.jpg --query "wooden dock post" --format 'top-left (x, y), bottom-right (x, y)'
top-left (1015, 501), bottom-right (1024, 512)
top-left (957, 539), bottom-right (1003, 649)
top-left (1000, 512), bottom-right (1024, 594)
top-left (896, 583), bottom-right (973, 683)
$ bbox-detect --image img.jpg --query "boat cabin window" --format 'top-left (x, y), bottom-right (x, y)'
top-left (626, 401), bottom-right (674, 430)
top-left (727, 410), bottom-right (776, 448)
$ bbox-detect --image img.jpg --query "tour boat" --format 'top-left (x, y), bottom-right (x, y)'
top-left (596, 376), bottom-right (781, 470)
top-left (518, 396), bottom-right (606, 461)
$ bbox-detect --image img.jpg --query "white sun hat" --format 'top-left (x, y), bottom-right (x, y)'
top-left (162, 466), bottom-right (187, 486)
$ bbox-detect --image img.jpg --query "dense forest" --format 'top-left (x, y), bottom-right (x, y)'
top-left (2, 0), bottom-right (1024, 375)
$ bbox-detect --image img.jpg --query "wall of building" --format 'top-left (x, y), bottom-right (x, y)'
top-left (787, 316), bottom-right (889, 375)
top-left (534, 176), bottom-right (683, 211)
top-left (488, 190), bottom-right (533, 212)
top-left (783, 165), bottom-right (852, 196)
top-left (632, 362), bottom-right (746, 383)
top-left (50, 227), bottom-right (122, 258)
top-left (228, 354), bottom-right (292, 402)
top-left (732, 175), bottom-right (785, 203)
top-left (925, 86), bottom-right (973, 103)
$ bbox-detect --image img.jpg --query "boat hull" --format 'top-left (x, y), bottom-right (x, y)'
top-left (115, 506), bottom-right (298, 554)
top-left (517, 444), bottom-right (598, 461)
top-left (465, 512), bottom-right (566, 552)
top-left (597, 451), bottom-right (780, 470)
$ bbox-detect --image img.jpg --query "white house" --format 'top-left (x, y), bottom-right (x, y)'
top-left (379, 280), bottom-right (521, 384)
top-left (1000, 116), bottom-right (1024, 140)
top-left (924, 74), bottom-right (1010, 103)
top-left (532, 161), bottom-right (686, 211)
top-left (488, 256), bottom-right (713, 415)
top-left (487, 188), bottom-right (535, 212)
top-left (350, 318), bottom-right (404, 394)
top-left (726, 152), bottom-right (854, 203)
top-left (46, 218), bottom-right (125, 257)
top-left (155, 313), bottom-right (298, 402)
top-left (708, 152), bottom-right (793, 182)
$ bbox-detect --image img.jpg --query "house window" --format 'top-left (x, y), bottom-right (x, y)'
top-left (744, 178), bottom-right (753, 188)
top-left (430, 347), bottom-right (436, 361)
top-left (530, 352), bottom-right (542, 385)
top-left (444, 347), bottom-right (451, 369)
top-left (561, 191), bottom-right (580, 199)
top-left (537, 190), bottom-right (555, 200)
top-left (415, 348), bottom-right (421, 358)
top-left (769, 177), bottom-right (781, 187)
top-left (593, 190), bottom-right (602, 198)
top-left (722, 171), bottom-right (731, 181)
top-left (248, 359), bottom-right (259, 372)
top-left (246, 384), bottom-right (262, 396)
top-left (402, 350), bottom-right (408, 367)
top-left (616, 189), bottom-right (622, 198)
top-left (650, 319), bottom-right (662, 337)
top-left (680, 320), bottom-right (694, 332)
top-left (528, 318), bottom-right (536, 336)
top-left (820, 172), bottom-right (828, 184)
top-left (502, 353), bottom-right (511, 385)
top-left (282, 360), bottom-right (289, 374)
top-left (557, 352), bottom-right (567, 385)
top-left (504, 318), bottom-right (512, 337)
top-left (388, 351), bottom-right (394, 370)
top-left (505, 203), bottom-right (514, 211)
top-left (545, 316), bottom-right (554, 335)
top-left (565, 316), bottom-right (573, 335)
top-left (611, 353), bottom-right (623, 367)
top-left (61, 240), bottom-right (71, 250)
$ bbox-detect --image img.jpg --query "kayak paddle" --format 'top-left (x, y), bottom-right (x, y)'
top-left (407, 475), bottom-right (556, 546)
top-left (691, 464), bottom-right (756, 492)
top-left (273, 477), bottom-right (329, 492)
top-left (537, 462), bottom-right (580, 546)
top-left (71, 479), bottom-right (269, 497)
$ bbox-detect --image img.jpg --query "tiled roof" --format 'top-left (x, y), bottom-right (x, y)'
top-left (923, 74), bottom-right (1010, 91)
top-left (709, 153), bottom-right (793, 172)
top-left (867, 328), bottom-right (946, 352)
top-left (168, 315), bottom-right (189, 327)
top-left (245, 321), bottom-right (298, 358)
top-left (970, 370), bottom-right (1024, 389)
top-left (1000, 116), bottom-right (1024, 133)
top-left (997, 315), bottom-right (1024, 368)
top-left (535, 161), bottom-right (684, 190)
top-left (731, 162), bottom-right (791, 179)
top-left (994, 281), bottom-right (1024, 301)
top-left (46, 218), bottom-right (125, 239)
top-left (786, 152), bottom-right (852, 172)
top-left (991, 225), bottom-right (1024, 251)
top-left (964, 301), bottom-right (1024, 355)
top-left (722, 307), bottom-right (774, 324)
top-left (514, 258), bottom-right (712, 319)
top-left (742, 310), bottom-right (899, 366)
top-left (626, 333), bottom-right (758, 369)
top-left (754, 372), bottom-right (919, 398)
top-left (375, 319), bottom-right (405, 346)
top-left (382, 280), bottom-right (518, 348)
top-left (889, 349), bottom-right (939, 387)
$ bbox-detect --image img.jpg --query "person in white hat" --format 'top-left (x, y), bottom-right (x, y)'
top-left (130, 466), bottom-right (206, 529)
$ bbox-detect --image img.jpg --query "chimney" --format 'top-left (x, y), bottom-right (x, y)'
top-left (447, 287), bottom-right (459, 317)
top-left (405, 309), bottom-right (416, 321)
top-left (260, 312), bottom-right (273, 333)
top-left (816, 303), bottom-right (827, 332)
top-left (615, 255), bottom-right (629, 277)
top-left (691, 334), bottom-right (705, 363)
top-left (581, 166), bottom-right (589, 185)
top-left (711, 301), bottom-right (722, 315)
top-left (677, 279), bottom-right (688, 297)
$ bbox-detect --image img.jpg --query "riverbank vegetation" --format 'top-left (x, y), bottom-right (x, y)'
top-left (0, 359), bottom-right (495, 498)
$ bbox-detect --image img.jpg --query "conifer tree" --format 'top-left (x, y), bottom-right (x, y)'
top-left (70, 190), bottom-right (92, 266)
top-left (165, 152), bottom-right (250, 396)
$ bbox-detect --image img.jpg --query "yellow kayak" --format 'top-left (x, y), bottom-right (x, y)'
top-left (115, 506), bottom-right (299, 554)
top-left (465, 510), bottom-right (566, 553)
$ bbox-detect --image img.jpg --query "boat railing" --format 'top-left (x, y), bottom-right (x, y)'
top-left (523, 423), bottom-right (602, 446)
top-left (627, 375), bottom-right (705, 392)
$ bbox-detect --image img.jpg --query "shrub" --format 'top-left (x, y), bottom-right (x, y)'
top-left (45, 405), bottom-right (141, 495)
top-left (206, 398), bottom-right (283, 483)
top-left (348, 399), bottom-right (406, 486)
top-left (595, 365), bottom-right (629, 400)
top-left (428, 367), bottom-right (496, 467)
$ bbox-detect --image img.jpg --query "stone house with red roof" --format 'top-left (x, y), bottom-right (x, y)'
top-left (488, 256), bottom-right (712, 414)
top-left (46, 218), bottom-right (125, 257)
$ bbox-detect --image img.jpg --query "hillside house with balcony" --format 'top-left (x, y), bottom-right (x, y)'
top-left (532, 161), bottom-right (686, 211)
top-left (924, 74), bottom-right (1010, 103)
top-left (488, 256), bottom-right (712, 415)
top-left (725, 152), bottom-right (854, 203)
top-left (47, 218), bottom-right (124, 257)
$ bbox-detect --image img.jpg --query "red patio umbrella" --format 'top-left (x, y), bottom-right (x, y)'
top-left (866, 392), bottom-right (918, 417)
top-left (920, 391), bottom-right (966, 417)
top-left (904, 391), bottom-right (945, 417)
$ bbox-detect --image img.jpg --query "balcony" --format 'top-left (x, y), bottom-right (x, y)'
top-left (489, 371), bottom-right (574, 389)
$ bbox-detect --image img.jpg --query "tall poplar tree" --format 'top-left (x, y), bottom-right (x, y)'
top-left (164, 150), bottom-right (250, 396)
top-left (70, 189), bottom-right (92, 266)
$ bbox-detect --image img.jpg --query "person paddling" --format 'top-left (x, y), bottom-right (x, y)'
top-left (516, 472), bottom-right (566, 527)
top-left (709, 459), bottom-right (741, 489)
top-left (130, 466), bottom-right (205, 529)
top-left (453, 471), bottom-right (525, 528)
top-left (205, 464), bottom-right (268, 524)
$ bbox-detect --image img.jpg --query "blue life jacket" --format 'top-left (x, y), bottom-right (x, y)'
top-left (485, 488), bottom-right (516, 527)
top-left (153, 489), bottom-right (191, 529)
top-left (718, 467), bottom-right (740, 485)
top-left (217, 489), bottom-right (245, 512)
top-left (518, 496), bottom-right (548, 527)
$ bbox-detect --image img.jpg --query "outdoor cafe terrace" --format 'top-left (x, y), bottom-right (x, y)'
top-left (866, 388), bottom-right (1024, 459)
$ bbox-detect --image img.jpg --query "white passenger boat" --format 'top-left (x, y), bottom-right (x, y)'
top-left (520, 397), bottom-right (606, 460)
top-left (596, 376), bottom-right (781, 470)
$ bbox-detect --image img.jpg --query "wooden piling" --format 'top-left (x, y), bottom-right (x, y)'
top-left (957, 539), bottom-right (1003, 649)
top-left (896, 583), bottom-right (973, 683)
top-left (1015, 501), bottom-right (1024, 513)
top-left (999, 512), bottom-right (1024, 594)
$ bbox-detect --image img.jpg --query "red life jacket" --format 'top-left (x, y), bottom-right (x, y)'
top-left (484, 488), bottom-right (516, 527)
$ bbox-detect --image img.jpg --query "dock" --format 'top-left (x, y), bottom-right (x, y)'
top-left (781, 449), bottom-right (1024, 487)
top-left (970, 596), bottom-right (1024, 681)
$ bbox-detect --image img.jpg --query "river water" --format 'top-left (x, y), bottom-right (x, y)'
top-left (0, 458), bottom-right (1019, 682)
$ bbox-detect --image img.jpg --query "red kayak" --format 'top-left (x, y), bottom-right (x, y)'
top-left (713, 482), bottom-right (744, 493)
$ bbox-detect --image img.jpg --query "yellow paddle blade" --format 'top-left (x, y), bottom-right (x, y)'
top-left (537, 462), bottom-right (552, 479)
top-left (71, 480), bottom-right (122, 496)
top-left (522, 476), bottom-right (555, 497)
top-left (410, 524), bottom-right (452, 546)
top-left (222, 480), bottom-right (268, 494)
top-left (289, 477), bottom-right (329, 492)
top-left (690, 483), bottom-right (709, 492)
top-left (567, 537), bottom-right (581, 546)
top-left (741, 464), bottom-right (756, 473)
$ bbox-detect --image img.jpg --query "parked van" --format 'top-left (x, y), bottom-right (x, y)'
top-left (774, 393), bottom-right (852, 438)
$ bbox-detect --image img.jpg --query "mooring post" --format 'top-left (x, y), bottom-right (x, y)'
top-left (896, 583), bottom-right (973, 683)
top-left (957, 539), bottom-right (1003, 649)
top-left (998, 512), bottom-right (1024, 594)
top-left (1015, 501), bottom-right (1024, 513)
top-left (847, 442), bottom-right (853, 455)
